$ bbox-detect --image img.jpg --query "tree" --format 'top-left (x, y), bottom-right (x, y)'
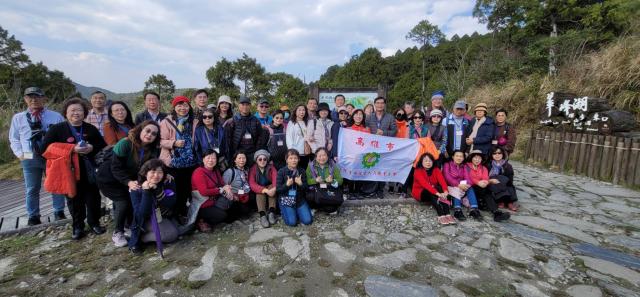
top-left (406, 20), bottom-right (446, 108)
top-left (270, 72), bottom-right (306, 105)
top-left (206, 58), bottom-right (240, 99)
top-left (0, 26), bottom-right (30, 69)
top-left (234, 53), bottom-right (271, 99)
top-left (144, 74), bottom-right (175, 102)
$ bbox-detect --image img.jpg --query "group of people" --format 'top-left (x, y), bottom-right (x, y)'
top-left (10, 86), bottom-right (518, 255)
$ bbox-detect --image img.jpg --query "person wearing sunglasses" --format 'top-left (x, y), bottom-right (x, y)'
top-left (194, 108), bottom-right (227, 170)
top-left (487, 147), bottom-right (518, 211)
top-left (98, 120), bottom-right (161, 247)
top-left (249, 150), bottom-right (278, 228)
top-left (394, 108), bottom-right (409, 138)
top-left (255, 98), bottom-right (273, 127)
top-left (330, 106), bottom-right (350, 161)
top-left (408, 111), bottom-right (429, 139)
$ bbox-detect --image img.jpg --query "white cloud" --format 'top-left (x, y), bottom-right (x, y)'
top-left (1, 0), bottom-right (488, 92)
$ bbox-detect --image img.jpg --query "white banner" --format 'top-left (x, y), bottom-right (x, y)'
top-left (337, 128), bottom-right (419, 183)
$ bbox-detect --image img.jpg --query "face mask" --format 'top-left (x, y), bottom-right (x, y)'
top-left (284, 112), bottom-right (290, 120)
top-left (395, 113), bottom-right (406, 121)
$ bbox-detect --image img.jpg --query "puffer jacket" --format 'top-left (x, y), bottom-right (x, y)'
top-left (42, 143), bottom-right (80, 198)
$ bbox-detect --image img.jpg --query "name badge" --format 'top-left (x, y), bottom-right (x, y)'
top-left (23, 152), bottom-right (34, 160)
top-left (320, 183), bottom-right (327, 189)
top-left (238, 189), bottom-right (245, 195)
top-left (491, 140), bottom-right (498, 145)
top-left (277, 140), bottom-right (284, 146)
top-left (288, 189), bottom-right (296, 196)
top-left (155, 208), bottom-right (163, 223)
top-left (455, 130), bottom-right (463, 136)
top-left (244, 133), bottom-right (252, 139)
top-left (460, 180), bottom-right (468, 185)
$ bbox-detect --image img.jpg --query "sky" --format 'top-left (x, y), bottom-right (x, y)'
top-left (0, 0), bottom-right (489, 93)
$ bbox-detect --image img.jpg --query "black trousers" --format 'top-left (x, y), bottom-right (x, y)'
top-left (170, 166), bottom-right (196, 217)
top-left (67, 180), bottom-right (102, 230)
top-left (198, 206), bottom-right (228, 226)
top-left (112, 199), bottom-right (132, 233)
top-left (225, 202), bottom-right (253, 223)
top-left (420, 189), bottom-right (450, 216)
top-left (473, 185), bottom-right (498, 212)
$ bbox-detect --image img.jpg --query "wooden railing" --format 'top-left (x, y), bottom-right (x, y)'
top-left (524, 130), bottom-right (640, 187)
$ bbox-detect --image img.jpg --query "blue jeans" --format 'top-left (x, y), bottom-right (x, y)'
top-left (22, 158), bottom-right (65, 218)
top-left (453, 187), bottom-right (479, 209)
top-left (279, 200), bottom-right (313, 226)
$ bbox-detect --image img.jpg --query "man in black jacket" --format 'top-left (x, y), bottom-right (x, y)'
top-left (134, 91), bottom-right (167, 124)
top-left (224, 96), bottom-right (267, 167)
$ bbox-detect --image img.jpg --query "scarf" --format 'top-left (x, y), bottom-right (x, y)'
top-left (29, 108), bottom-right (43, 122)
top-left (468, 116), bottom-right (486, 151)
top-left (176, 116), bottom-right (188, 133)
top-left (489, 159), bottom-right (506, 177)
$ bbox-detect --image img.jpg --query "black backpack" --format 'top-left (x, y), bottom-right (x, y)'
top-left (94, 146), bottom-right (114, 167)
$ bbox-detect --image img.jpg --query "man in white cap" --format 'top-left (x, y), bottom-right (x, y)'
top-left (9, 87), bottom-right (67, 225)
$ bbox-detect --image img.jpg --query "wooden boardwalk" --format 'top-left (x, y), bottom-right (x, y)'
top-left (0, 179), bottom-right (71, 234)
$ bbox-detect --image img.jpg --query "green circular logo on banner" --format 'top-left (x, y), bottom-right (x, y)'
top-left (361, 152), bottom-right (380, 168)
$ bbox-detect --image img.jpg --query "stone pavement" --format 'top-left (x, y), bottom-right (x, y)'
top-left (0, 161), bottom-right (639, 297)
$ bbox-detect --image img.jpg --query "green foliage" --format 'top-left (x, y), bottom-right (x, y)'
top-left (405, 19), bottom-right (446, 47)
top-left (143, 73), bottom-right (175, 102)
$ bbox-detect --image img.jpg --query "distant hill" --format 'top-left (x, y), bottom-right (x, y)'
top-left (72, 82), bottom-right (141, 105)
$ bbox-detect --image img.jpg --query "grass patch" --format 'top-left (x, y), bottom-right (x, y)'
top-left (534, 254), bottom-right (549, 263)
top-left (390, 270), bottom-right (410, 279)
top-left (293, 288), bottom-right (306, 297)
top-left (403, 263), bottom-right (420, 272)
top-left (331, 277), bottom-right (346, 287)
top-left (0, 235), bottom-right (43, 255)
top-left (289, 270), bottom-right (305, 278)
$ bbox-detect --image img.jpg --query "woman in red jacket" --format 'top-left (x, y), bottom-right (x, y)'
top-left (191, 149), bottom-right (232, 232)
top-left (465, 150), bottom-right (510, 222)
top-left (412, 153), bottom-right (455, 225)
top-left (249, 149), bottom-right (278, 228)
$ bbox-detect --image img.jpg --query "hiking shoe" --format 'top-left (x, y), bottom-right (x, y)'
top-left (469, 209), bottom-right (483, 221)
top-left (445, 215), bottom-right (457, 224)
top-left (53, 211), bottom-right (67, 221)
top-left (27, 216), bottom-right (41, 226)
top-left (453, 209), bottom-right (467, 221)
top-left (437, 216), bottom-right (448, 225)
top-left (493, 211), bottom-right (510, 222)
top-left (399, 193), bottom-right (407, 199)
top-left (90, 225), bottom-right (106, 235)
top-left (267, 212), bottom-right (277, 225)
top-left (129, 246), bottom-right (144, 256)
top-left (260, 215), bottom-right (270, 228)
top-left (112, 232), bottom-right (128, 247)
top-left (71, 228), bottom-right (85, 240)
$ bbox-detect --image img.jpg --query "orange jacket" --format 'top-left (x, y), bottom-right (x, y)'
top-left (42, 143), bottom-right (80, 198)
top-left (413, 137), bottom-right (440, 167)
top-left (395, 120), bottom-right (409, 138)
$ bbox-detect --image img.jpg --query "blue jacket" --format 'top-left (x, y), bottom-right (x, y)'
top-left (465, 116), bottom-right (495, 155)
top-left (193, 125), bottom-right (226, 163)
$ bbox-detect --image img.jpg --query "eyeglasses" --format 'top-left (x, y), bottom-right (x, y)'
top-left (339, 111), bottom-right (349, 115)
top-left (431, 115), bottom-right (442, 118)
top-left (202, 115), bottom-right (214, 119)
top-left (396, 113), bottom-right (404, 117)
top-left (274, 116), bottom-right (283, 120)
top-left (259, 105), bottom-right (269, 108)
top-left (257, 157), bottom-right (267, 161)
top-left (143, 129), bottom-right (158, 137)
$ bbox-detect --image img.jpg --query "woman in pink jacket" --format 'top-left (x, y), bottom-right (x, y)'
top-left (465, 150), bottom-right (510, 222)
top-left (442, 150), bottom-right (482, 221)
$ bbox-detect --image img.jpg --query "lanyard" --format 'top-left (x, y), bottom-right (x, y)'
top-left (375, 114), bottom-right (384, 130)
top-left (138, 148), bottom-right (145, 162)
top-left (204, 127), bottom-right (219, 149)
top-left (68, 122), bottom-right (83, 142)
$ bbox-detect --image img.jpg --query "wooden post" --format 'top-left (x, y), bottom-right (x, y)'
top-left (568, 133), bottom-right (579, 173)
top-left (626, 138), bottom-right (640, 186)
top-left (542, 131), bottom-right (551, 165)
top-left (576, 133), bottom-right (589, 175)
top-left (634, 139), bottom-right (640, 187)
top-left (587, 135), bottom-right (601, 178)
top-left (546, 131), bottom-right (555, 166)
top-left (553, 132), bottom-right (563, 168)
top-left (612, 138), bottom-right (626, 184)
top-left (559, 132), bottom-right (571, 172)
top-left (619, 138), bottom-right (632, 185)
top-left (525, 129), bottom-right (534, 161)
top-left (599, 136), bottom-right (612, 181)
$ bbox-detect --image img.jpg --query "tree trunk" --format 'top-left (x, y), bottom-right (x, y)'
top-left (548, 15), bottom-right (558, 76)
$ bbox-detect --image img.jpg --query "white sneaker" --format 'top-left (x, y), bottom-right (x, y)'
top-left (112, 231), bottom-right (128, 248)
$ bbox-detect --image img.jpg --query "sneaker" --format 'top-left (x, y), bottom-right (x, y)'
top-left (493, 211), bottom-right (511, 222)
top-left (259, 215), bottom-right (270, 228)
top-left (469, 209), bottom-right (483, 221)
top-left (399, 193), bottom-right (406, 199)
top-left (453, 209), bottom-right (467, 221)
top-left (129, 246), bottom-right (144, 256)
top-left (27, 216), bottom-right (41, 226)
top-left (267, 212), bottom-right (277, 225)
top-left (53, 211), bottom-right (66, 221)
top-left (437, 216), bottom-right (448, 225)
top-left (446, 215), bottom-right (457, 224)
top-left (507, 202), bottom-right (519, 212)
top-left (197, 219), bottom-right (212, 232)
top-left (112, 232), bottom-right (128, 247)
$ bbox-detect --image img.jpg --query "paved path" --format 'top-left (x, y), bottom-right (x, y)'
top-left (0, 180), bottom-right (71, 233)
top-left (1, 161), bottom-right (639, 297)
